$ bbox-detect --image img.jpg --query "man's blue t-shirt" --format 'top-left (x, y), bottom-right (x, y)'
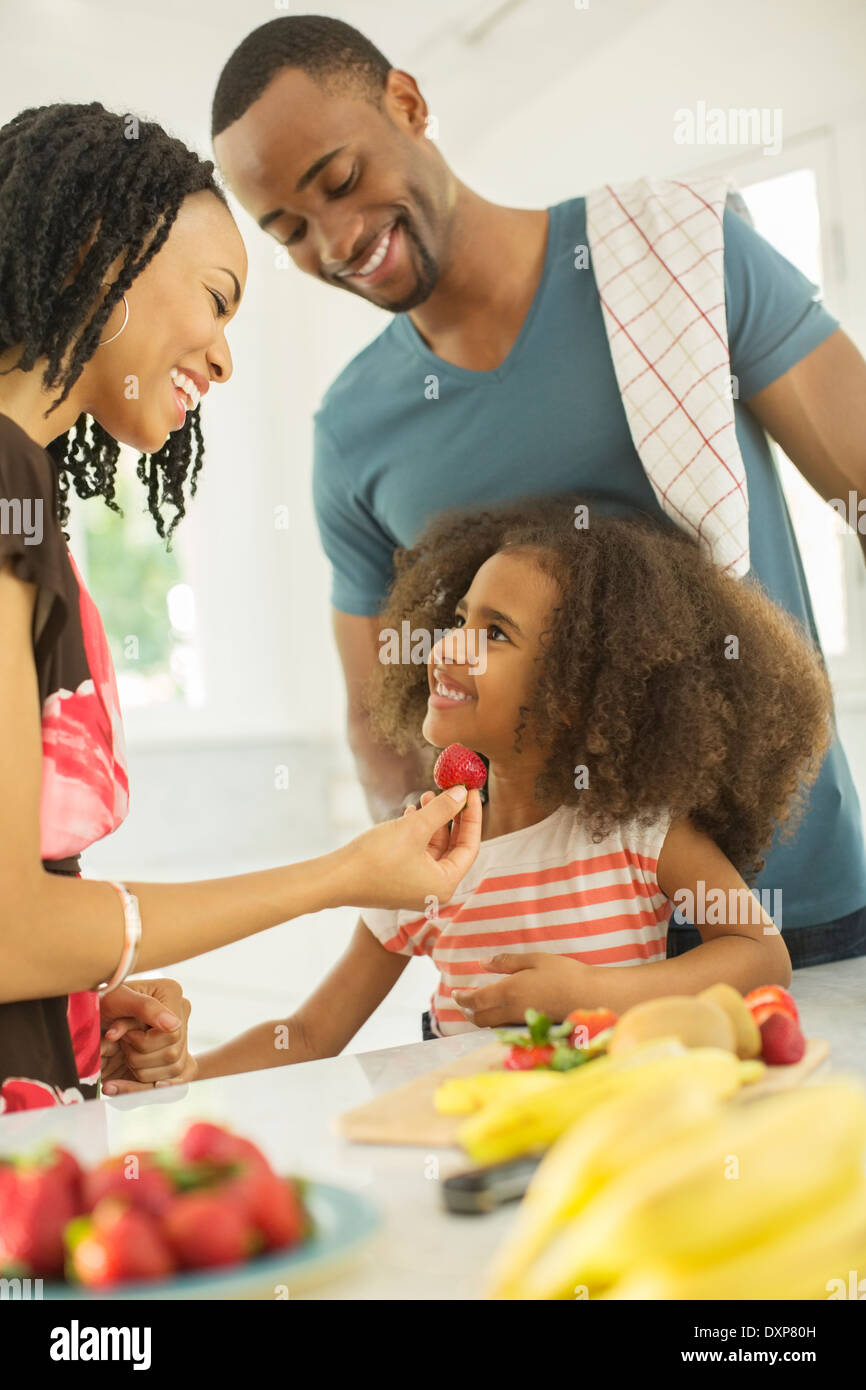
top-left (313, 195), bottom-right (866, 929)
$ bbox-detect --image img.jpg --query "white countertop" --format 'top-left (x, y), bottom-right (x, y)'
top-left (1, 956), bottom-right (863, 1300)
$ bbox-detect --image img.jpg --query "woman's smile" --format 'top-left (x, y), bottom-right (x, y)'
top-left (168, 366), bottom-right (209, 429)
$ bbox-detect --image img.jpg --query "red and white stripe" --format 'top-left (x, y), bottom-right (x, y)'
top-left (363, 807), bottom-right (673, 1036)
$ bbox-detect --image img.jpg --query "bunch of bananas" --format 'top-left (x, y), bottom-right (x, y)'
top-left (484, 1063), bottom-right (866, 1300)
top-left (451, 1037), bottom-right (762, 1165)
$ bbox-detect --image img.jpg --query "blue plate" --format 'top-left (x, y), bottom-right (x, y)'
top-left (42, 1182), bottom-right (381, 1300)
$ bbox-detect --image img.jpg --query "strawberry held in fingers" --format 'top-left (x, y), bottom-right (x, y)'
top-left (433, 744), bottom-right (487, 793)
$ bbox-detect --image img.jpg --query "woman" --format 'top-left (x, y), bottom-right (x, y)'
top-left (0, 102), bottom-right (480, 1112)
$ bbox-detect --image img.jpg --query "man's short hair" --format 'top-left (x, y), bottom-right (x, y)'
top-left (212, 15), bottom-right (392, 139)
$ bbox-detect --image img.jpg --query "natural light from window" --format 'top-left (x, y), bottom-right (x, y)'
top-left (81, 446), bottom-right (202, 709)
top-left (741, 167), bottom-right (847, 657)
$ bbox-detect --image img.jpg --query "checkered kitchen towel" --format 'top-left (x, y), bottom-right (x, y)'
top-left (586, 177), bottom-right (751, 577)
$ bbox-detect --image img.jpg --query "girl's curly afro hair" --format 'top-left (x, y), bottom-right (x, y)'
top-left (0, 101), bottom-right (227, 541)
top-left (368, 494), bottom-right (834, 883)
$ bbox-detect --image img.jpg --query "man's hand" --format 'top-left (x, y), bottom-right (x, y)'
top-left (99, 977), bottom-right (195, 1095)
top-left (332, 785), bottom-right (482, 911)
top-left (452, 952), bottom-right (589, 1029)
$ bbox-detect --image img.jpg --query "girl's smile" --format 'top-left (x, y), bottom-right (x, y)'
top-left (421, 547), bottom-right (560, 762)
top-left (428, 669), bottom-right (476, 708)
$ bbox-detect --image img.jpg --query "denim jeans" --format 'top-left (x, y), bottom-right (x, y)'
top-left (666, 904), bottom-right (866, 969)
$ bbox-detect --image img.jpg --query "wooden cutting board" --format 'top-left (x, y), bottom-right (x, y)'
top-left (336, 1038), bottom-right (830, 1149)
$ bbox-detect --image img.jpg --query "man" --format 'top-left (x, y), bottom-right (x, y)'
top-left (212, 15), bottom-right (866, 968)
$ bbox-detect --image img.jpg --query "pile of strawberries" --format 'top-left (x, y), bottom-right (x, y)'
top-left (0, 1122), bottom-right (309, 1288)
top-left (743, 985), bottom-right (807, 1064)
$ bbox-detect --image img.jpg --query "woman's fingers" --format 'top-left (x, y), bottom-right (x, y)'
top-left (101, 1016), bottom-right (139, 1045)
top-left (118, 1025), bottom-right (181, 1055)
top-left (417, 788), bottom-right (451, 858)
top-left (437, 788), bottom-right (483, 887)
top-left (99, 979), bottom-right (193, 1087)
top-left (100, 1044), bottom-right (130, 1083)
top-left (101, 982), bottom-right (181, 1038)
top-left (121, 1045), bottom-right (197, 1085)
top-left (124, 1054), bottom-right (186, 1084)
top-left (102, 1077), bottom-right (161, 1095)
top-left (338, 786), bottom-right (479, 911)
top-left (412, 786), bottom-right (470, 858)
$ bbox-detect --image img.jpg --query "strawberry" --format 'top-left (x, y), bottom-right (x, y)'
top-left (759, 1010), bottom-right (806, 1065)
top-left (52, 1148), bottom-right (85, 1208)
top-left (0, 1147), bottom-right (83, 1277)
top-left (161, 1188), bottom-right (257, 1269)
top-left (66, 1199), bottom-right (175, 1288)
top-left (226, 1169), bottom-right (307, 1251)
top-left (504, 1044), bottom-right (555, 1070)
top-left (566, 1007), bottom-right (618, 1048)
top-left (743, 985), bottom-right (799, 1028)
top-left (433, 744), bottom-right (487, 793)
top-left (83, 1151), bottom-right (174, 1217)
top-left (177, 1121), bottom-right (272, 1177)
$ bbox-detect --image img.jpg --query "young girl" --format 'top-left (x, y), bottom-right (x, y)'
top-left (195, 494), bottom-right (833, 1074)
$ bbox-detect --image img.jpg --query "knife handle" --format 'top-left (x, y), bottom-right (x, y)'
top-left (441, 1153), bottom-right (542, 1214)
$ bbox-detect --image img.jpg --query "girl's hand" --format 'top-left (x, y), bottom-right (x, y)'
top-left (99, 977), bottom-right (195, 1094)
top-left (334, 785), bottom-right (482, 911)
top-left (452, 953), bottom-right (590, 1029)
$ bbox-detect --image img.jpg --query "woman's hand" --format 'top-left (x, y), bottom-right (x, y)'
top-left (452, 952), bottom-right (591, 1029)
top-left (332, 785), bottom-right (482, 912)
top-left (99, 977), bottom-right (196, 1094)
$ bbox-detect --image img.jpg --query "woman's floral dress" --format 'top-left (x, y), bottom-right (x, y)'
top-left (0, 413), bottom-right (129, 1113)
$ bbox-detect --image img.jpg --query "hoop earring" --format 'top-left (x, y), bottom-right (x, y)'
top-left (98, 294), bottom-right (129, 346)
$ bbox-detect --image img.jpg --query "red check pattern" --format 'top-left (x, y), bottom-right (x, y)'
top-left (586, 177), bottom-right (750, 577)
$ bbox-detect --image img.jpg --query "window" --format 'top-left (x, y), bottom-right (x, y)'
top-left (71, 448), bottom-right (204, 711)
top-left (697, 132), bottom-right (866, 696)
top-left (739, 166), bottom-right (851, 661)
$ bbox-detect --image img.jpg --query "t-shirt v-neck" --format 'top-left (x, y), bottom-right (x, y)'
top-left (391, 208), bottom-right (554, 384)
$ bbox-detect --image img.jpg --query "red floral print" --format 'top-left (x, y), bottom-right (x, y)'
top-left (0, 1077), bottom-right (84, 1114)
top-left (39, 554), bottom-right (129, 862)
top-left (12, 553), bottom-right (129, 1110)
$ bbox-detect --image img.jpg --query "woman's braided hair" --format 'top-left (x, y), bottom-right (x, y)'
top-left (0, 102), bottom-right (227, 540)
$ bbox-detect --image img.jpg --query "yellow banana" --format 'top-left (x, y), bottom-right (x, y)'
top-left (487, 1071), bottom-right (730, 1298)
top-left (459, 1040), bottom-right (752, 1166)
top-left (434, 1070), bottom-right (563, 1115)
top-left (599, 1178), bottom-right (866, 1301)
top-left (515, 1078), bottom-right (866, 1300)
